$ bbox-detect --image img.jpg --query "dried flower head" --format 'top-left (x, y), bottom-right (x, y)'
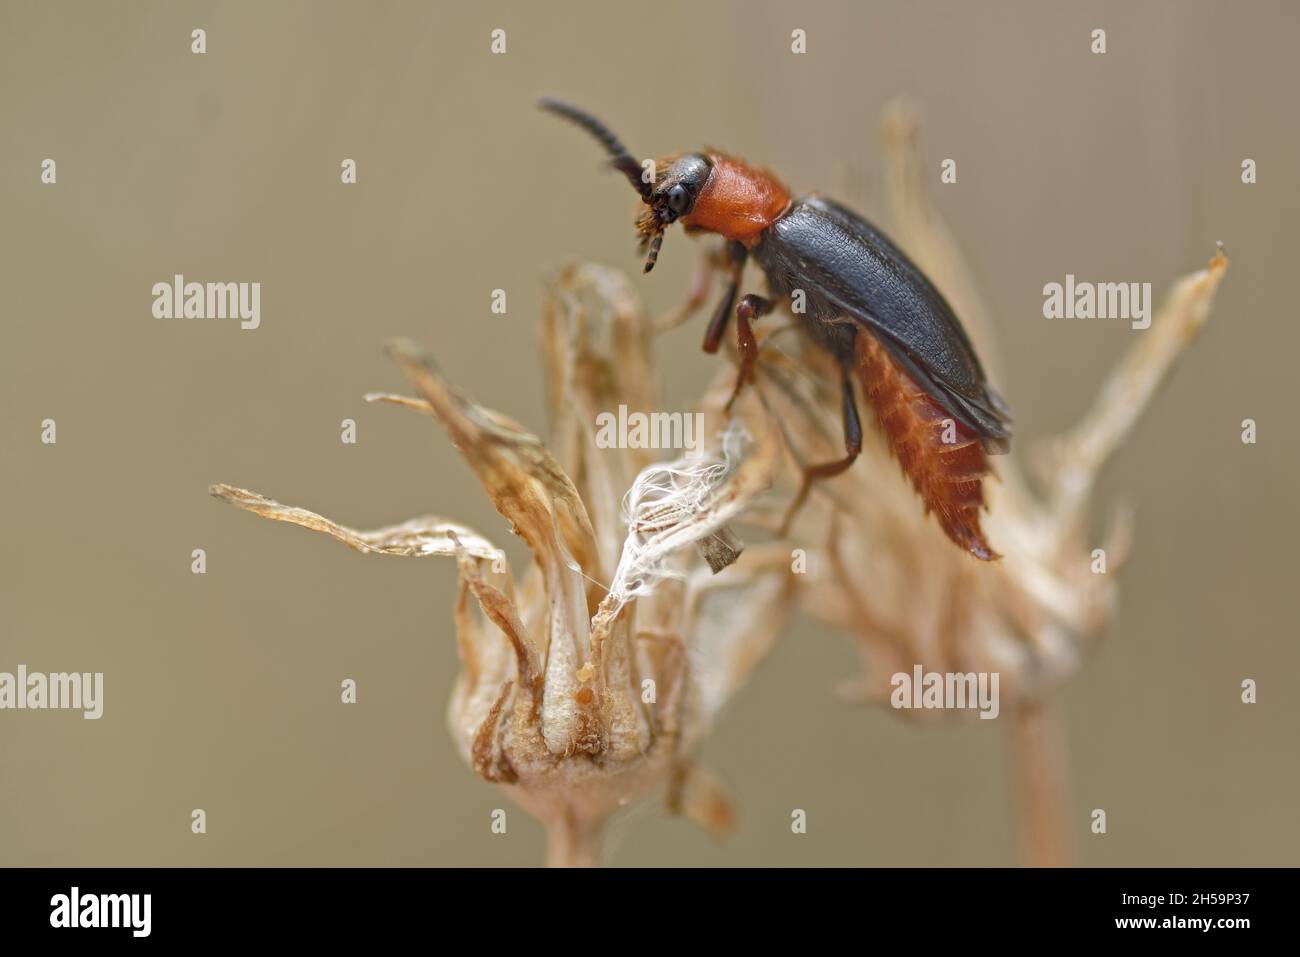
top-left (213, 263), bottom-right (795, 866)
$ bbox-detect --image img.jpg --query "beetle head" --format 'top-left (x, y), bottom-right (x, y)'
top-left (633, 154), bottom-right (713, 272)
top-left (540, 97), bottom-right (711, 273)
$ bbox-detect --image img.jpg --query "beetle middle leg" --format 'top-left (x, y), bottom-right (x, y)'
top-left (779, 369), bottom-right (862, 535)
top-left (723, 294), bottom-right (775, 413)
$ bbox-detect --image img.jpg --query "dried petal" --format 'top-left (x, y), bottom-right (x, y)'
top-left (208, 484), bottom-right (501, 561)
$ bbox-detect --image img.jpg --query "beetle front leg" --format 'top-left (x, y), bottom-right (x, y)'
top-left (779, 370), bottom-right (863, 535)
top-left (702, 275), bottom-right (740, 354)
top-left (658, 240), bottom-right (745, 334)
top-left (723, 293), bottom-right (774, 413)
top-left (701, 241), bottom-right (748, 352)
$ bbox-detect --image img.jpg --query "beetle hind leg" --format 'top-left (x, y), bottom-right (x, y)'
top-left (779, 369), bottom-right (863, 536)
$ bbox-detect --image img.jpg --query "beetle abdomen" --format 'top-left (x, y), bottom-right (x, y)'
top-left (855, 332), bottom-right (997, 560)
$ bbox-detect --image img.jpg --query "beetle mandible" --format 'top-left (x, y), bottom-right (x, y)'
top-left (540, 97), bottom-right (1012, 560)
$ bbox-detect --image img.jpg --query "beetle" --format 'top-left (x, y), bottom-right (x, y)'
top-left (539, 97), bottom-right (1012, 560)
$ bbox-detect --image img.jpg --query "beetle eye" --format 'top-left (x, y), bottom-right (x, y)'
top-left (666, 184), bottom-right (691, 216)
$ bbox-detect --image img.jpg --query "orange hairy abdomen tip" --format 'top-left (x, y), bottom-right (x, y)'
top-left (682, 153), bottom-right (791, 245)
top-left (855, 334), bottom-right (999, 561)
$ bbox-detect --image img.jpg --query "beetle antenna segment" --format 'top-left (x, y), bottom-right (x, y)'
top-left (539, 97), bottom-right (651, 201)
top-left (643, 233), bottom-right (664, 273)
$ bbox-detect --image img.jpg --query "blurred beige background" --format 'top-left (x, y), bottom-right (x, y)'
top-left (1, 0), bottom-right (1296, 866)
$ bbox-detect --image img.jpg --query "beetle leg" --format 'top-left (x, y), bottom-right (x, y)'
top-left (701, 241), bottom-right (748, 351)
top-left (657, 241), bottom-right (728, 333)
top-left (779, 369), bottom-right (862, 535)
top-left (702, 272), bottom-right (740, 353)
top-left (723, 293), bottom-right (774, 413)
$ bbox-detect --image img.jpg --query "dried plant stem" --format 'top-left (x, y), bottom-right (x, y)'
top-left (1008, 703), bottom-right (1073, 867)
top-left (544, 810), bottom-right (605, 868)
